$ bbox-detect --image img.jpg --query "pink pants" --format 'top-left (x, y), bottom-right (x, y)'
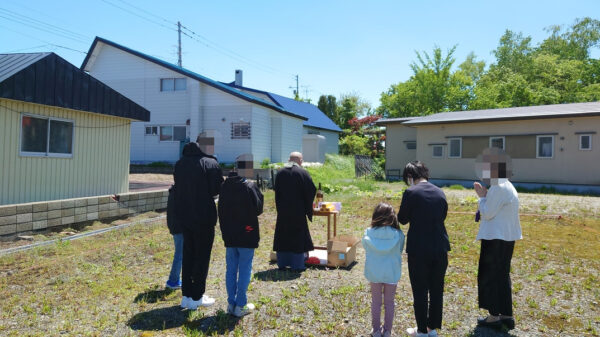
top-left (371, 282), bottom-right (397, 333)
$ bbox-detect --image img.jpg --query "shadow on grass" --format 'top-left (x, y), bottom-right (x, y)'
top-left (133, 286), bottom-right (175, 303)
top-left (254, 268), bottom-right (302, 282)
top-left (467, 326), bottom-right (517, 337)
top-left (128, 307), bottom-right (241, 334)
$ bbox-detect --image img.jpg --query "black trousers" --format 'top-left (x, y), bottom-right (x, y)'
top-left (478, 239), bottom-right (515, 316)
top-left (407, 251), bottom-right (448, 332)
top-left (182, 226), bottom-right (215, 301)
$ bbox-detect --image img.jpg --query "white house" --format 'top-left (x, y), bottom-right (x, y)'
top-left (81, 37), bottom-right (340, 166)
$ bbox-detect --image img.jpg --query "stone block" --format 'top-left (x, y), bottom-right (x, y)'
top-left (98, 196), bottom-right (111, 204)
top-left (17, 213), bottom-right (32, 224)
top-left (32, 203), bottom-right (48, 212)
top-left (62, 216), bottom-right (74, 225)
top-left (61, 208), bottom-right (74, 217)
top-left (33, 220), bottom-right (47, 230)
top-left (119, 208), bottom-right (129, 216)
top-left (0, 215), bottom-right (16, 226)
top-left (145, 204), bottom-right (153, 211)
top-left (0, 206), bottom-right (16, 217)
top-left (16, 204), bottom-right (33, 214)
top-left (87, 205), bottom-right (98, 213)
top-left (138, 199), bottom-right (147, 206)
top-left (87, 212), bottom-right (98, 221)
top-left (99, 211), bottom-right (111, 219)
top-left (17, 222), bottom-right (33, 233)
top-left (74, 198), bottom-right (87, 207)
top-left (75, 207), bottom-right (87, 215)
top-left (61, 200), bottom-right (75, 209)
top-left (119, 194), bottom-right (130, 201)
top-left (0, 224), bottom-right (16, 236)
top-left (87, 198), bottom-right (98, 206)
top-left (47, 210), bottom-right (62, 219)
top-left (74, 214), bottom-right (87, 222)
top-left (128, 208), bottom-right (136, 215)
top-left (109, 202), bottom-right (118, 210)
top-left (33, 211), bottom-right (48, 221)
top-left (161, 196), bottom-right (168, 203)
top-left (129, 194), bottom-right (139, 200)
top-left (47, 201), bottom-right (62, 210)
top-left (128, 200), bottom-right (138, 207)
top-left (108, 209), bottom-right (119, 217)
top-left (98, 203), bottom-right (110, 212)
top-left (47, 218), bottom-right (61, 227)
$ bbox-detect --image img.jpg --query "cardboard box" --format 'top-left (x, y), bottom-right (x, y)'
top-left (326, 235), bottom-right (360, 267)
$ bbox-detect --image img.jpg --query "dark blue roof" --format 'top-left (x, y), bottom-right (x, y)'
top-left (224, 83), bottom-right (342, 132)
top-left (81, 37), bottom-right (306, 121)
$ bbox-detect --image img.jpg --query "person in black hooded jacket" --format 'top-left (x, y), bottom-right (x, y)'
top-left (174, 142), bottom-right (223, 310)
top-left (218, 170), bottom-right (264, 317)
top-left (165, 184), bottom-right (183, 290)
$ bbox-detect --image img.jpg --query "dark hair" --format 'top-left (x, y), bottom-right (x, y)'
top-left (370, 202), bottom-right (399, 230)
top-left (402, 161), bottom-right (430, 185)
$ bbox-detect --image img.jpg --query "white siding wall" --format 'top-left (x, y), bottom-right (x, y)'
top-left (303, 127), bottom-right (340, 154)
top-left (271, 115), bottom-right (282, 163)
top-left (87, 44), bottom-right (193, 163)
top-left (251, 106), bottom-right (272, 166)
top-left (280, 115), bottom-right (304, 160)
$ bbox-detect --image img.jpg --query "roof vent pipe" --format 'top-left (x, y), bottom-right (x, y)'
top-left (235, 69), bottom-right (243, 86)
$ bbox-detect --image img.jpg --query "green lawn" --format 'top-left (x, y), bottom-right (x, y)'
top-left (1, 180), bottom-right (599, 336)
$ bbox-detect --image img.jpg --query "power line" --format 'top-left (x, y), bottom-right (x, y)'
top-left (0, 12), bottom-right (89, 45)
top-left (1, 45), bottom-right (49, 53)
top-left (99, 0), bottom-right (177, 32)
top-left (0, 7), bottom-right (90, 41)
top-left (115, 0), bottom-right (177, 26)
top-left (0, 24), bottom-right (87, 54)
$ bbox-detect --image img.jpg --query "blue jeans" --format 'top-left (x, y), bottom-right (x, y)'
top-left (168, 233), bottom-right (183, 284)
top-left (276, 252), bottom-right (306, 270)
top-left (226, 247), bottom-right (255, 307)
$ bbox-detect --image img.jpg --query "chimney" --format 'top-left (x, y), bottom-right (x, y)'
top-left (235, 69), bottom-right (243, 86)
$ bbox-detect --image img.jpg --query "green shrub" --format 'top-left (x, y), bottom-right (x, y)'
top-left (448, 184), bottom-right (466, 190)
top-left (147, 161), bottom-right (172, 168)
top-left (260, 158), bottom-right (271, 169)
top-left (339, 134), bottom-right (370, 155)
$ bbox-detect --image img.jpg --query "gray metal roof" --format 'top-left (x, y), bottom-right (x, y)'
top-left (402, 101), bottom-right (600, 125)
top-left (375, 117), bottom-right (415, 125)
top-left (0, 53), bottom-right (51, 83)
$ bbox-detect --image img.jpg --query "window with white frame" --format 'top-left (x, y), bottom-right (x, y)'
top-left (405, 141), bottom-right (416, 150)
top-left (159, 126), bottom-right (186, 141)
top-left (432, 145), bottom-right (443, 158)
top-left (490, 136), bottom-right (505, 150)
top-left (579, 134), bottom-right (592, 150)
top-left (231, 122), bottom-right (251, 139)
top-left (160, 78), bottom-right (186, 91)
top-left (145, 126), bottom-right (158, 136)
top-left (536, 135), bottom-right (554, 158)
top-left (21, 114), bottom-right (73, 157)
top-left (448, 138), bottom-right (462, 158)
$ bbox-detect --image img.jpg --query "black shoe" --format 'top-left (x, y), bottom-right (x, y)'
top-left (477, 317), bottom-right (503, 329)
top-left (501, 317), bottom-right (515, 330)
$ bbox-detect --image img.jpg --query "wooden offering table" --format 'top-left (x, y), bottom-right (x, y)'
top-left (312, 209), bottom-right (338, 241)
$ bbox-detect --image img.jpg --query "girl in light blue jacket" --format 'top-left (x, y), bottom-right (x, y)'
top-left (362, 203), bottom-right (405, 337)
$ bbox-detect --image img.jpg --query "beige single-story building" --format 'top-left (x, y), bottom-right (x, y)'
top-left (0, 52), bottom-right (150, 205)
top-left (377, 102), bottom-right (600, 191)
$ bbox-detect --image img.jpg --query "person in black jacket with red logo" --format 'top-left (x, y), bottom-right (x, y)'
top-left (174, 142), bottom-right (223, 310)
top-left (218, 169), bottom-right (264, 317)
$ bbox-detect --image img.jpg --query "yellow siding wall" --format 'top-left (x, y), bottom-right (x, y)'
top-left (0, 99), bottom-right (131, 205)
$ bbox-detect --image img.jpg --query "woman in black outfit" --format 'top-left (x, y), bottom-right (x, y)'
top-left (397, 161), bottom-right (450, 337)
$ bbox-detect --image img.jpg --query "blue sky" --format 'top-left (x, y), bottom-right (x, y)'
top-left (1, 0), bottom-right (599, 109)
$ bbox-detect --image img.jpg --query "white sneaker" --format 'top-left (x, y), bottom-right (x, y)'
top-left (428, 329), bottom-right (437, 337)
top-left (180, 296), bottom-right (191, 308)
top-left (233, 303), bottom-right (255, 317)
top-left (186, 295), bottom-right (215, 309)
top-left (406, 327), bottom-right (428, 337)
top-left (227, 303), bottom-right (235, 315)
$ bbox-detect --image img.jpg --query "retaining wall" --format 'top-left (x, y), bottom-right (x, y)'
top-left (0, 190), bottom-right (168, 237)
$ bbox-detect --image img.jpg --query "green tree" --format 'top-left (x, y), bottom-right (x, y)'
top-left (317, 95), bottom-right (338, 123)
top-left (339, 134), bottom-right (370, 155)
top-left (336, 93), bottom-right (372, 129)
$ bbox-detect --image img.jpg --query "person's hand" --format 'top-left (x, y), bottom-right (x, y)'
top-left (474, 182), bottom-right (487, 198)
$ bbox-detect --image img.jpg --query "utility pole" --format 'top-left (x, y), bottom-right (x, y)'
top-left (289, 75), bottom-right (299, 99)
top-left (177, 21), bottom-right (182, 67)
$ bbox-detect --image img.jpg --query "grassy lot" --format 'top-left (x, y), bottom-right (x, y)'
top-left (1, 157), bottom-right (599, 337)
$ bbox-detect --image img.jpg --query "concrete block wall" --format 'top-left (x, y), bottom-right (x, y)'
top-left (0, 190), bottom-right (168, 237)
